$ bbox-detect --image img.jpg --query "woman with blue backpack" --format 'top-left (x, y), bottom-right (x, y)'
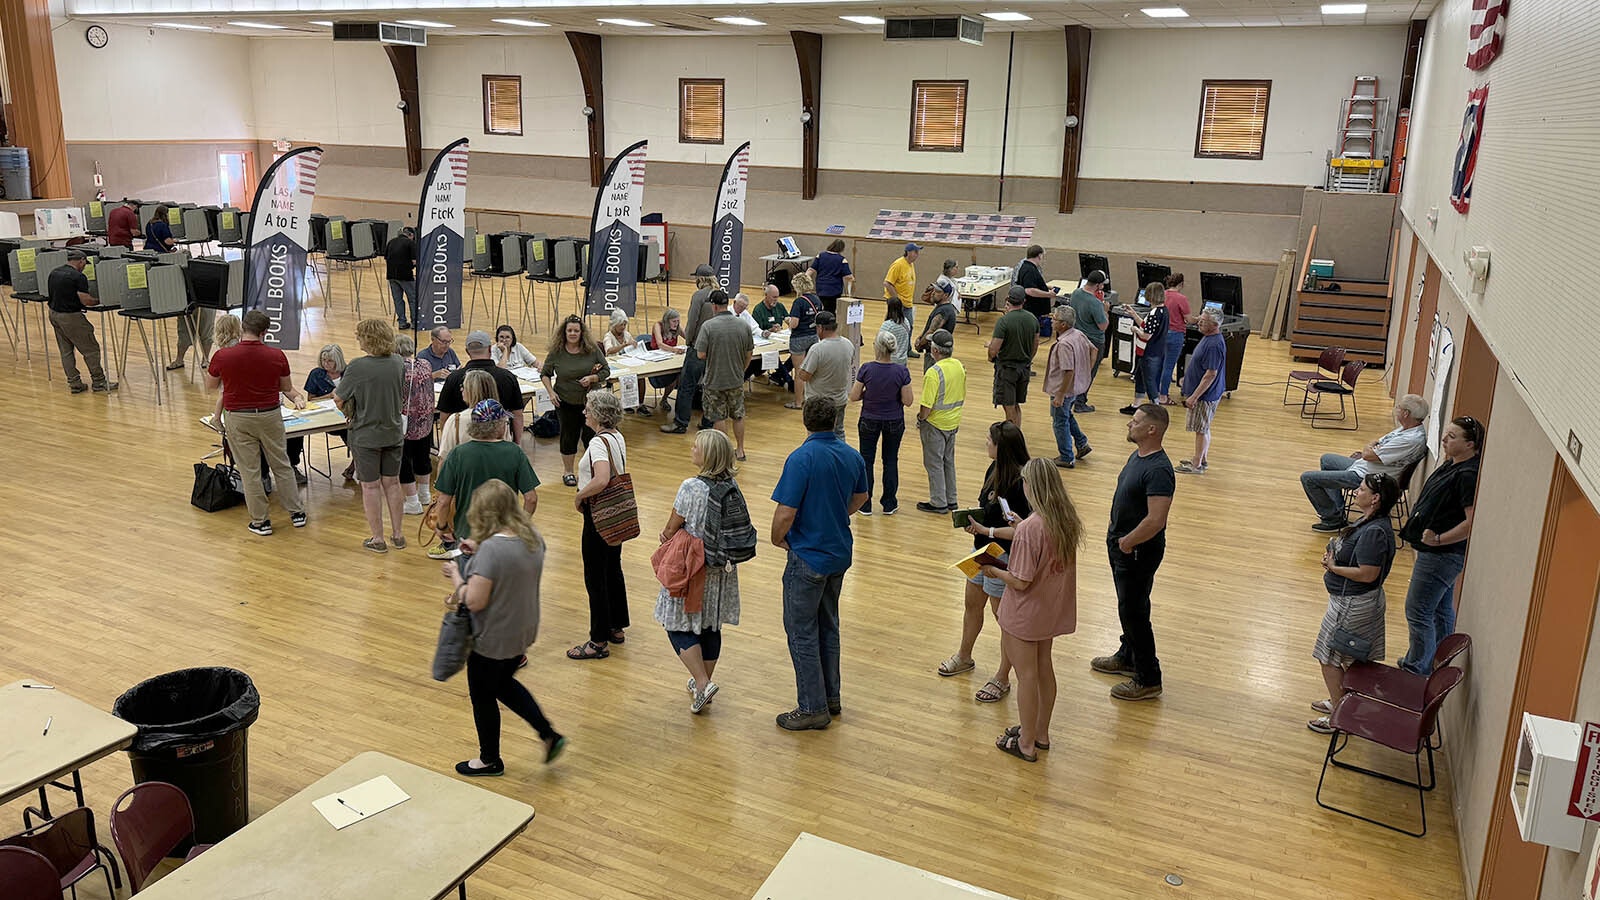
top-left (653, 429), bottom-right (755, 714)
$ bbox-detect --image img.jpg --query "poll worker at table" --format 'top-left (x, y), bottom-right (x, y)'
top-left (45, 250), bottom-right (117, 394)
top-left (107, 203), bottom-right (139, 249)
top-left (439, 330), bottom-right (526, 437)
top-left (417, 326), bottom-right (460, 380)
top-left (1069, 271), bottom-right (1110, 413)
top-left (989, 286), bottom-right (1039, 428)
top-left (807, 238), bottom-right (855, 315)
top-left (731, 293), bottom-right (770, 382)
top-left (649, 308), bottom-right (688, 409)
top-left (602, 309), bottom-right (651, 417)
top-left (1015, 245), bottom-right (1058, 323)
top-left (697, 291), bottom-right (756, 460)
top-left (385, 226), bottom-right (418, 331)
top-left (336, 318), bottom-right (408, 555)
top-left (287, 344), bottom-right (353, 481)
top-left (206, 309), bottom-right (306, 535)
top-left (754, 284), bottom-right (794, 391)
top-left (444, 478), bottom-right (565, 775)
top-left (491, 324), bottom-right (539, 370)
top-left (542, 316), bottom-right (610, 487)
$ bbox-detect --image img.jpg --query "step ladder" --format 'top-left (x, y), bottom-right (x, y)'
top-left (1326, 75), bottom-right (1391, 192)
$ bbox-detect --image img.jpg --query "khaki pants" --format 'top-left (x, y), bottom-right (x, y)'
top-left (48, 310), bottom-right (106, 388)
top-left (178, 308), bottom-right (215, 360)
top-left (226, 409), bottom-right (304, 523)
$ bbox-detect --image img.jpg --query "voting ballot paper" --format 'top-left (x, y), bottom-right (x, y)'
top-left (313, 775), bottom-right (410, 829)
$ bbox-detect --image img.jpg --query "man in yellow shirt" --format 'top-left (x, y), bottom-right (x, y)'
top-left (916, 328), bottom-right (966, 513)
top-left (884, 242), bottom-right (920, 354)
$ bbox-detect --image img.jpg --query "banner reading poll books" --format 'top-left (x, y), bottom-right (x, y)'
top-left (585, 140), bottom-right (648, 317)
top-left (710, 141), bottom-right (750, 294)
top-left (244, 146), bottom-right (322, 350)
top-left (416, 139), bottom-right (469, 331)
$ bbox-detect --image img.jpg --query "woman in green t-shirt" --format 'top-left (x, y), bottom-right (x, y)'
top-left (540, 315), bottom-right (611, 487)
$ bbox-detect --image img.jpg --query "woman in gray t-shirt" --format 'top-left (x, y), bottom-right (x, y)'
top-left (445, 479), bottom-right (566, 775)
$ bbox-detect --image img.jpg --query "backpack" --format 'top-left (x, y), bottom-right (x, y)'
top-left (700, 476), bottom-right (757, 569)
top-left (530, 409), bottom-right (560, 438)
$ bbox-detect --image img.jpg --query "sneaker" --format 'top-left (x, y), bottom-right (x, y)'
top-left (915, 501), bottom-right (946, 514)
top-left (691, 681), bottom-right (719, 714)
top-left (828, 699), bottom-right (842, 717)
top-left (247, 520), bottom-right (273, 536)
top-left (403, 496), bottom-right (425, 515)
top-left (1175, 461), bottom-right (1207, 475)
top-left (1311, 520), bottom-right (1345, 533)
top-left (290, 511), bottom-right (307, 528)
top-left (1090, 653), bottom-right (1136, 677)
top-left (1074, 403), bottom-right (1095, 414)
top-left (698, 418), bottom-right (714, 430)
top-left (857, 506), bottom-right (873, 516)
top-left (637, 406), bottom-right (653, 417)
top-left (1118, 405), bottom-right (1138, 415)
top-left (660, 423), bottom-right (688, 434)
top-left (454, 759), bottom-right (505, 777)
top-left (946, 504), bottom-right (960, 513)
top-left (1054, 457), bottom-right (1075, 469)
top-left (427, 545), bottom-right (461, 560)
top-left (775, 708), bottom-right (832, 731)
top-left (69, 383), bottom-right (89, 394)
top-left (362, 538), bottom-right (389, 554)
top-left (687, 676), bottom-right (698, 695)
top-left (92, 381), bottom-right (119, 393)
top-left (1076, 444), bottom-right (1093, 459)
top-left (1110, 680), bottom-right (1163, 702)
top-left (1307, 716), bottom-right (1336, 735)
top-left (882, 505), bottom-right (898, 516)
top-left (1311, 698), bottom-right (1334, 714)
top-left (397, 322), bottom-right (412, 332)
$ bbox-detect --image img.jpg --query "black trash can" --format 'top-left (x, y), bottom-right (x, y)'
top-left (113, 667), bottom-right (260, 843)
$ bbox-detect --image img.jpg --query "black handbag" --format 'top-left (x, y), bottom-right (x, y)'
top-left (191, 437), bottom-right (245, 512)
top-left (1326, 537), bottom-right (1375, 660)
top-left (432, 601), bottom-right (475, 682)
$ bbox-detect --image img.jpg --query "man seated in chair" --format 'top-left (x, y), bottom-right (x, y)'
top-left (1299, 394), bottom-right (1428, 533)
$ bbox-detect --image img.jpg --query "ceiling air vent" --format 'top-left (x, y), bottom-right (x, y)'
top-left (883, 16), bottom-right (984, 45)
top-left (332, 21), bottom-right (427, 46)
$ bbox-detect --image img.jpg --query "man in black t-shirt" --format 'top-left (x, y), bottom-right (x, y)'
top-left (46, 250), bottom-right (117, 394)
top-left (1092, 403), bottom-right (1175, 701)
top-left (385, 226), bottom-right (417, 330)
top-left (1015, 244), bottom-right (1057, 321)
top-left (437, 330), bottom-right (526, 435)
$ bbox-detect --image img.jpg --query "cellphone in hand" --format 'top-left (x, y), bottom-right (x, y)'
top-left (998, 497), bottom-right (1014, 521)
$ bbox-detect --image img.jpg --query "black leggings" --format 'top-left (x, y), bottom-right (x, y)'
top-left (466, 652), bottom-right (557, 765)
top-left (557, 402), bottom-right (594, 456)
top-left (581, 506), bottom-right (629, 644)
top-left (398, 435), bottom-right (433, 484)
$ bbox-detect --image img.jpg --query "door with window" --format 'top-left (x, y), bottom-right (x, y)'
top-left (218, 151), bottom-right (255, 210)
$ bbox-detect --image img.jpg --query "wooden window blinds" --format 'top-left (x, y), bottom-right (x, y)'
top-left (910, 80), bottom-right (967, 152)
top-left (1195, 80), bottom-right (1271, 160)
top-left (679, 79), bottom-right (725, 145)
top-left (483, 75), bottom-right (523, 136)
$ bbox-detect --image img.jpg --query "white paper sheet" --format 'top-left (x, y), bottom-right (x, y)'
top-left (845, 302), bottom-right (865, 325)
top-left (620, 376), bottom-right (640, 408)
top-left (312, 775), bottom-right (410, 830)
top-left (762, 350), bottom-right (780, 370)
top-left (533, 387), bottom-right (555, 415)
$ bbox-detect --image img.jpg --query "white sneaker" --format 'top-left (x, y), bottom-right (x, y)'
top-left (403, 496), bottom-right (425, 515)
top-left (691, 681), bottom-right (719, 714)
top-left (418, 490), bottom-right (432, 506)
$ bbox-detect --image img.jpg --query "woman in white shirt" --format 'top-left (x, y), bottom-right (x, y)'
top-left (567, 390), bottom-right (631, 660)
top-left (601, 309), bottom-right (650, 417)
top-left (491, 325), bottom-right (539, 370)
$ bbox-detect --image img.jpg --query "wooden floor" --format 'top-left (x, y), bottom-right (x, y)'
top-left (0, 275), bottom-right (1466, 900)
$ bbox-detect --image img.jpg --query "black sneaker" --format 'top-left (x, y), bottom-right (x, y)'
top-left (397, 322), bottom-right (412, 332)
top-left (946, 504), bottom-right (960, 513)
top-left (659, 422), bottom-right (687, 434)
top-left (290, 511), bottom-right (307, 528)
top-left (454, 759), bottom-right (505, 777)
top-left (92, 381), bottom-right (119, 393)
top-left (248, 520), bottom-right (273, 536)
top-left (828, 700), bottom-right (842, 717)
top-left (915, 501), bottom-right (945, 514)
top-left (1311, 520), bottom-right (1345, 533)
top-left (69, 383), bottom-right (88, 394)
top-left (775, 708), bottom-right (832, 731)
top-left (882, 505), bottom-right (899, 516)
top-left (857, 506), bottom-right (873, 516)
top-left (1075, 403), bottom-right (1095, 413)
top-left (1119, 405), bottom-right (1137, 415)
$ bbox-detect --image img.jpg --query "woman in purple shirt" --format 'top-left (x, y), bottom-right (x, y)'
top-left (848, 331), bottom-right (914, 515)
top-left (807, 239), bottom-right (855, 315)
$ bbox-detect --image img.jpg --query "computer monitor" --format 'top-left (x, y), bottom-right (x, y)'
top-left (1079, 253), bottom-right (1110, 285)
top-left (1136, 260), bottom-right (1172, 290)
top-left (1200, 271), bottom-right (1244, 317)
top-left (777, 236), bottom-right (801, 259)
top-left (1203, 300), bottom-right (1225, 317)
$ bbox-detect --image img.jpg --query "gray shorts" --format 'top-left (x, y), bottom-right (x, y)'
top-left (967, 551), bottom-right (1010, 598)
top-left (789, 333), bottom-right (818, 355)
top-left (1186, 399), bottom-right (1219, 433)
top-left (353, 444), bottom-right (402, 482)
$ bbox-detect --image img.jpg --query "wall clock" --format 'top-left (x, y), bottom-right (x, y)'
top-left (85, 25), bottom-right (109, 49)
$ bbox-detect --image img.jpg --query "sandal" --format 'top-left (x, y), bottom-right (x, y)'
top-left (783, 402), bottom-right (801, 410)
top-left (975, 680), bottom-right (1010, 703)
top-left (1004, 724), bottom-right (1050, 750)
top-left (390, 534), bottom-right (407, 550)
top-left (164, 360), bottom-right (186, 371)
top-left (610, 630), bottom-right (626, 645)
top-left (996, 732), bottom-right (1037, 762)
top-left (566, 641), bottom-right (610, 660)
top-left (562, 474), bottom-right (578, 487)
top-left (362, 538), bottom-right (388, 554)
top-left (937, 654), bottom-right (975, 677)
top-left (735, 451), bottom-right (747, 461)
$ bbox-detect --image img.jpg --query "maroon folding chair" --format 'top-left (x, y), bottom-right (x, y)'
top-left (0, 806), bottom-right (119, 899)
top-left (1284, 346), bottom-right (1346, 408)
top-left (0, 845), bottom-right (63, 900)
top-left (1304, 360), bottom-right (1366, 430)
top-left (1342, 633), bottom-right (1472, 712)
top-left (111, 781), bottom-right (214, 893)
top-left (1316, 666), bottom-right (1464, 837)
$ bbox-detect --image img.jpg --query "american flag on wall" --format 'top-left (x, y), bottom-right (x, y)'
top-left (868, 210), bottom-right (1037, 248)
top-left (1465, 0), bottom-right (1508, 71)
top-left (1450, 86), bottom-right (1488, 214)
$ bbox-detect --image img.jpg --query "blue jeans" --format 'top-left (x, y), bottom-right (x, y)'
top-left (1159, 331), bottom-right (1185, 398)
top-left (1399, 551), bottom-right (1464, 674)
top-left (782, 551), bottom-right (845, 714)
top-left (1300, 453), bottom-right (1362, 525)
top-left (857, 416), bottom-right (904, 513)
top-left (1050, 398), bottom-right (1089, 462)
top-left (672, 352), bottom-right (706, 427)
top-left (388, 279), bottom-right (417, 325)
top-left (1141, 348), bottom-right (1166, 402)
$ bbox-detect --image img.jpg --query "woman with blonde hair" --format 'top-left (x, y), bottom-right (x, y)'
top-left (602, 308), bottom-right (651, 416)
top-left (445, 479), bottom-right (566, 775)
top-left (783, 271), bottom-right (822, 410)
top-left (655, 429), bottom-right (744, 713)
top-left (648, 307), bottom-right (688, 410)
top-left (336, 318), bottom-right (407, 553)
top-left (439, 370), bottom-right (508, 460)
top-left (980, 457), bottom-right (1083, 762)
top-left (541, 315), bottom-right (610, 487)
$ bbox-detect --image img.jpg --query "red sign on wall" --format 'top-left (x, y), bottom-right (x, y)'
top-left (1568, 721), bottom-right (1600, 821)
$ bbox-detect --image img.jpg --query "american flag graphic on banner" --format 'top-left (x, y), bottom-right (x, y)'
top-left (1450, 86), bottom-right (1487, 214)
top-left (295, 153), bottom-right (319, 196)
top-left (1465, 0), bottom-right (1508, 71)
top-left (587, 139), bottom-right (648, 316)
top-left (244, 145), bottom-right (322, 349)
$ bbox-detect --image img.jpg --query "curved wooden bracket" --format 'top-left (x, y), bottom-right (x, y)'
top-left (1059, 25), bottom-right (1091, 214)
top-left (384, 45), bottom-right (422, 177)
top-left (568, 32), bottom-right (607, 188)
top-left (791, 31), bottom-right (822, 201)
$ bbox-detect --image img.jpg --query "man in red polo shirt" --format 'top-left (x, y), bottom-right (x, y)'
top-left (206, 310), bottom-right (308, 535)
top-left (106, 203), bottom-right (140, 249)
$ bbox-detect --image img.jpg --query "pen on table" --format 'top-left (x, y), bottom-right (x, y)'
top-left (337, 798), bottom-right (365, 816)
top-left (22, 684), bottom-right (55, 689)
top-left (43, 716), bottom-right (52, 736)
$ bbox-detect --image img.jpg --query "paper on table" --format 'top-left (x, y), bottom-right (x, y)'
top-left (312, 775), bottom-right (410, 830)
top-left (620, 375), bottom-right (640, 408)
top-left (845, 303), bottom-right (865, 326)
top-left (762, 350), bottom-right (780, 370)
top-left (508, 366), bottom-right (541, 383)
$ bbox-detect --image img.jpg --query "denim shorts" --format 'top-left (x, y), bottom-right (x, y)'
top-left (967, 551), bottom-right (1009, 598)
top-left (789, 333), bottom-right (818, 355)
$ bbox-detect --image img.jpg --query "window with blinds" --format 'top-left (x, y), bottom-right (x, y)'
top-left (482, 75), bottom-right (522, 136)
top-left (679, 79), bottom-right (725, 145)
top-left (1195, 80), bottom-right (1271, 160)
top-left (910, 80), bottom-right (967, 152)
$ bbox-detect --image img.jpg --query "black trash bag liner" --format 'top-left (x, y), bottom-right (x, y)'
top-left (113, 667), bottom-right (260, 752)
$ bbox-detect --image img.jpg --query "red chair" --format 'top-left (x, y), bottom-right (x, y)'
top-left (0, 806), bottom-right (118, 899)
top-left (1284, 346), bottom-right (1346, 408)
top-left (1304, 360), bottom-right (1367, 430)
top-left (0, 846), bottom-right (63, 900)
top-left (1342, 633), bottom-right (1472, 712)
top-left (1316, 666), bottom-right (1464, 837)
top-left (111, 781), bottom-right (214, 893)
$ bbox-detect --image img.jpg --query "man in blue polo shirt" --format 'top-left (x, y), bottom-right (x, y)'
top-left (771, 395), bottom-right (869, 731)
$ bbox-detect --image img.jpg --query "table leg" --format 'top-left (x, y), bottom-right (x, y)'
top-left (459, 882), bottom-right (468, 899)
top-left (0, 290), bottom-right (17, 351)
top-left (36, 303), bottom-right (51, 381)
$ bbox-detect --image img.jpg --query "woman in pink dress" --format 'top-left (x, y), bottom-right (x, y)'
top-left (981, 457), bottom-right (1083, 762)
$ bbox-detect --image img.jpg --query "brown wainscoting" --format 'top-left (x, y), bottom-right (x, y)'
top-left (1408, 254), bottom-right (1442, 396)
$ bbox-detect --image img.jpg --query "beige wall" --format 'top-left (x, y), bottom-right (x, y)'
top-left (67, 141), bottom-right (257, 207)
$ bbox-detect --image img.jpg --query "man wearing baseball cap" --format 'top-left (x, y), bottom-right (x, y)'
top-left (916, 328), bottom-right (966, 513)
top-left (431, 399), bottom-right (540, 554)
top-left (884, 242), bottom-right (920, 311)
top-left (438, 329), bottom-right (527, 436)
top-left (46, 249), bottom-right (117, 393)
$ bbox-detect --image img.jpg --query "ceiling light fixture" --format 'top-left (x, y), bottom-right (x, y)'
top-left (597, 18), bottom-right (654, 27)
top-left (491, 19), bottom-right (551, 27)
top-left (982, 12), bottom-right (1033, 21)
top-left (308, 20), bottom-right (334, 26)
top-left (713, 17), bottom-right (765, 26)
top-left (1140, 7), bottom-right (1190, 18)
top-left (839, 15), bottom-right (885, 25)
top-left (228, 21), bottom-right (286, 29)
top-left (396, 19), bottom-right (452, 28)
top-left (1320, 3), bottom-right (1367, 13)
top-left (153, 22), bottom-right (212, 30)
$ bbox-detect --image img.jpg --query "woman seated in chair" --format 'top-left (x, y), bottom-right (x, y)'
top-left (601, 309), bottom-right (650, 417)
top-left (649, 307), bottom-right (688, 411)
top-left (1308, 472), bottom-right (1400, 734)
top-left (287, 343), bottom-right (352, 480)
